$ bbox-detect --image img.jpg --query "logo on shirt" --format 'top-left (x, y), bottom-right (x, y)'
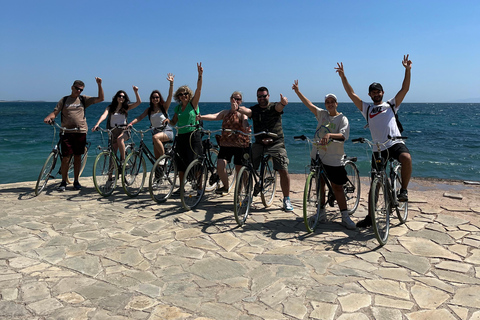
top-left (369, 106), bottom-right (386, 119)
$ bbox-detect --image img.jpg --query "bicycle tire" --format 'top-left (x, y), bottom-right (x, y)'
top-left (303, 171), bottom-right (321, 233)
top-left (225, 159), bottom-right (236, 193)
top-left (149, 154), bottom-right (177, 203)
top-left (35, 151), bottom-right (57, 196)
top-left (393, 164), bottom-right (408, 223)
top-left (344, 160), bottom-right (361, 214)
top-left (93, 151), bottom-right (117, 197)
top-left (233, 166), bottom-right (254, 227)
top-left (369, 176), bottom-right (390, 246)
top-left (181, 159), bottom-right (207, 210)
top-left (260, 155), bottom-right (277, 207)
top-left (66, 146), bottom-right (88, 184)
top-left (205, 148), bottom-right (219, 192)
top-left (122, 151), bottom-right (147, 197)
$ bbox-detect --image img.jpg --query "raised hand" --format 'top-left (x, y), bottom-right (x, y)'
top-left (280, 94), bottom-right (288, 106)
top-left (292, 79), bottom-right (299, 92)
top-left (335, 62), bottom-right (344, 77)
top-left (197, 62), bottom-right (203, 76)
top-left (95, 77), bottom-right (102, 84)
top-left (167, 73), bottom-right (175, 83)
top-left (402, 54), bottom-right (412, 69)
top-left (132, 85), bottom-right (139, 92)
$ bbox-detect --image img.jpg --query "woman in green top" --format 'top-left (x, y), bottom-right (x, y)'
top-left (168, 62), bottom-right (203, 190)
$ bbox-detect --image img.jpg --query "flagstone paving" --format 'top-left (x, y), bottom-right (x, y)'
top-left (0, 176), bottom-right (479, 319)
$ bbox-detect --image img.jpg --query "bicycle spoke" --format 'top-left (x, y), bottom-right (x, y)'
top-left (181, 160), bottom-right (207, 210)
top-left (261, 156), bottom-right (277, 207)
top-left (122, 151), bottom-right (146, 197)
top-left (93, 151), bottom-right (117, 197)
top-left (369, 177), bottom-right (390, 246)
top-left (149, 155), bottom-right (177, 203)
top-left (234, 166), bottom-right (253, 226)
top-left (303, 172), bottom-right (320, 233)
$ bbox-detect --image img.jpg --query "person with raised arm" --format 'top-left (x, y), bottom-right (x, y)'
top-left (292, 80), bottom-right (355, 229)
top-left (335, 55), bottom-right (413, 228)
top-left (92, 86), bottom-right (142, 165)
top-left (237, 87), bottom-right (294, 211)
top-left (128, 74), bottom-right (175, 159)
top-left (44, 77), bottom-right (104, 191)
top-left (197, 91), bottom-right (250, 195)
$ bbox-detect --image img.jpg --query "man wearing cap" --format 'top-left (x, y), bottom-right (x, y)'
top-left (292, 80), bottom-right (355, 230)
top-left (44, 77), bottom-right (104, 191)
top-left (335, 55), bottom-right (412, 228)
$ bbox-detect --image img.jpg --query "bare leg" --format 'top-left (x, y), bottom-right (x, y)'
top-left (278, 169), bottom-right (290, 198)
top-left (61, 155), bottom-right (71, 182)
top-left (217, 159), bottom-right (228, 188)
top-left (399, 152), bottom-right (412, 189)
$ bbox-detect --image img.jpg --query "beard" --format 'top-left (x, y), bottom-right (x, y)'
top-left (371, 95), bottom-right (382, 104)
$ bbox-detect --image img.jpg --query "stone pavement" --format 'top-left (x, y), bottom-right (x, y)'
top-left (0, 176), bottom-right (479, 320)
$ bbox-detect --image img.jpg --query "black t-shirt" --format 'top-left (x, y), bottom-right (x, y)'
top-left (250, 102), bottom-right (284, 144)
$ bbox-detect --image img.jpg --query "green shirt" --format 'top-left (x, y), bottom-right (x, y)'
top-left (174, 102), bottom-right (199, 134)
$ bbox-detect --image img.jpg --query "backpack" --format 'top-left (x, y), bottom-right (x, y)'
top-left (365, 101), bottom-right (403, 133)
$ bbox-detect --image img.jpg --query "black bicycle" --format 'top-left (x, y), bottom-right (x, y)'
top-left (35, 121), bottom-right (89, 196)
top-left (353, 136), bottom-right (408, 245)
top-left (232, 131), bottom-right (279, 227)
top-left (92, 126), bottom-right (134, 197)
top-left (294, 135), bottom-right (360, 232)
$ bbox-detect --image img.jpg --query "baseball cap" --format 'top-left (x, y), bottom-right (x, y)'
top-left (324, 93), bottom-right (337, 102)
top-left (369, 82), bottom-right (383, 92)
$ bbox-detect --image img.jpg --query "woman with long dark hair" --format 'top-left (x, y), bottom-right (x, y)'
top-left (92, 86), bottom-right (141, 162)
top-left (128, 74), bottom-right (174, 159)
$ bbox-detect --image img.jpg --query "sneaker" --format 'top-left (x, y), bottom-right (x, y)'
top-left (57, 181), bottom-right (67, 192)
top-left (356, 215), bottom-right (372, 228)
top-left (215, 186), bottom-right (229, 195)
top-left (283, 197), bottom-right (294, 212)
top-left (73, 181), bottom-right (82, 190)
top-left (398, 188), bottom-right (408, 202)
top-left (341, 210), bottom-right (356, 230)
top-left (318, 206), bottom-right (327, 223)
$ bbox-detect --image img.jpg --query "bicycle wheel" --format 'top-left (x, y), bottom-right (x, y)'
top-left (260, 155), bottom-right (277, 207)
top-left (225, 159), bottom-right (236, 193)
top-left (344, 161), bottom-right (361, 214)
top-left (149, 155), bottom-right (177, 203)
top-left (393, 164), bottom-right (408, 223)
top-left (205, 148), bottom-right (219, 192)
top-left (65, 146), bottom-right (88, 184)
top-left (369, 176), bottom-right (390, 246)
top-left (35, 151), bottom-right (57, 196)
top-left (93, 151), bottom-right (117, 197)
top-left (303, 171), bottom-right (321, 233)
top-left (181, 159), bottom-right (207, 210)
top-left (234, 166), bottom-right (254, 227)
top-left (122, 151), bottom-right (147, 197)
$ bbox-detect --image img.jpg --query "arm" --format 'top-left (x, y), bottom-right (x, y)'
top-left (275, 94), bottom-right (288, 112)
top-left (92, 77), bottom-right (104, 104)
top-left (164, 73), bottom-right (175, 112)
top-left (394, 54), bottom-right (412, 107)
top-left (237, 106), bottom-right (252, 118)
top-left (92, 107), bottom-right (110, 131)
top-left (170, 112), bottom-right (178, 126)
top-left (128, 86), bottom-right (141, 110)
top-left (128, 107), bottom-right (149, 127)
top-left (199, 110), bottom-right (226, 121)
top-left (190, 62), bottom-right (203, 109)
top-left (44, 108), bottom-right (59, 124)
top-left (335, 63), bottom-right (363, 111)
top-left (292, 80), bottom-right (319, 115)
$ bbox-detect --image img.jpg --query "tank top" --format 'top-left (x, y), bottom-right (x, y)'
top-left (110, 113), bottom-right (127, 128)
top-left (220, 111), bottom-right (249, 148)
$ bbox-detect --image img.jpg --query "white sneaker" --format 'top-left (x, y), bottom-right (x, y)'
top-left (283, 197), bottom-right (294, 212)
top-left (318, 207), bottom-right (327, 223)
top-left (341, 211), bottom-right (356, 230)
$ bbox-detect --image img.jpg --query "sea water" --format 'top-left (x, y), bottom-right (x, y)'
top-left (1, 101), bottom-right (479, 184)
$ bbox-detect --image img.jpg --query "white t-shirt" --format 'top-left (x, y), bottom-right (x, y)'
top-left (311, 108), bottom-right (350, 166)
top-left (110, 113), bottom-right (127, 127)
top-left (361, 98), bottom-right (403, 151)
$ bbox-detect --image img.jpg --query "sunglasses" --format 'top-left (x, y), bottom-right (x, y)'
top-left (152, 96), bottom-right (160, 100)
top-left (232, 97), bottom-right (242, 102)
top-left (117, 95), bottom-right (125, 99)
top-left (178, 92), bottom-right (189, 97)
top-left (74, 86), bottom-right (83, 92)
top-left (257, 94), bottom-right (268, 99)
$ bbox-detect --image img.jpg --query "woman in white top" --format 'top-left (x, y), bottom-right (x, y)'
top-left (128, 73), bottom-right (174, 159)
top-left (92, 86), bottom-right (141, 162)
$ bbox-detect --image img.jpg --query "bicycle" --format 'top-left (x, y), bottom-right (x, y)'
top-left (352, 135), bottom-right (409, 246)
top-left (231, 131), bottom-right (279, 227)
top-left (294, 135), bottom-right (360, 232)
top-left (181, 127), bottom-right (233, 210)
top-left (35, 121), bottom-right (90, 196)
top-left (92, 125), bottom-right (134, 197)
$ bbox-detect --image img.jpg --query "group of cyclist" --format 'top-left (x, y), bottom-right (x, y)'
top-left (43, 55), bottom-right (413, 231)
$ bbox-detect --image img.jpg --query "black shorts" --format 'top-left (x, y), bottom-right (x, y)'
top-left (175, 131), bottom-right (203, 172)
top-left (322, 164), bottom-right (348, 186)
top-left (372, 143), bottom-right (410, 171)
top-left (218, 146), bottom-right (249, 166)
top-left (61, 133), bottom-right (86, 156)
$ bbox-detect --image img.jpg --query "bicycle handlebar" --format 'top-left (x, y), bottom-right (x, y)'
top-left (223, 128), bottom-right (278, 138)
top-left (50, 121), bottom-right (80, 132)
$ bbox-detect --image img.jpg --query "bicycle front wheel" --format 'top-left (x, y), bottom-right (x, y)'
top-left (303, 171), bottom-right (321, 233)
top-left (205, 148), bottom-right (219, 192)
top-left (181, 159), bottom-right (207, 210)
top-left (260, 155), bottom-right (277, 207)
top-left (369, 176), bottom-right (391, 246)
top-left (93, 151), bottom-right (117, 197)
top-left (234, 166), bottom-right (253, 227)
top-left (66, 146), bottom-right (88, 184)
top-left (149, 155), bottom-right (177, 203)
top-left (35, 151), bottom-right (57, 196)
top-left (393, 164), bottom-right (408, 223)
top-left (344, 161), bottom-right (360, 214)
top-left (122, 151), bottom-right (147, 197)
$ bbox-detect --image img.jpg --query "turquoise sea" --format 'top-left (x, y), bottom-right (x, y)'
top-left (1, 101), bottom-right (479, 184)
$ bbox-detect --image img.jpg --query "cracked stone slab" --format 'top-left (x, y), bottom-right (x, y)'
top-left (411, 283), bottom-right (449, 309)
top-left (399, 237), bottom-right (461, 261)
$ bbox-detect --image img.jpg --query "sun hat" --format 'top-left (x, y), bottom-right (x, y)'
top-left (324, 93), bottom-right (337, 102)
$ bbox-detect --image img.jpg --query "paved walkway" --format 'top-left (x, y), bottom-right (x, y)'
top-left (0, 177), bottom-right (479, 320)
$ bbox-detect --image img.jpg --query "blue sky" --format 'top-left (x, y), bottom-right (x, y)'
top-left (1, 0), bottom-right (479, 103)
